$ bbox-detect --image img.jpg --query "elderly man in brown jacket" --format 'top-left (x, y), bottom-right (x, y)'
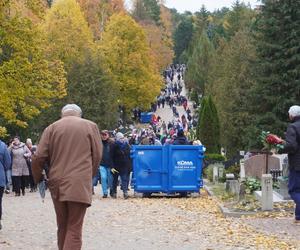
top-left (32, 104), bottom-right (102, 250)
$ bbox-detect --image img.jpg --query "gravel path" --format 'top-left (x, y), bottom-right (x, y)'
top-left (0, 188), bottom-right (299, 250)
top-left (155, 76), bottom-right (194, 125)
top-left (1, 76), bottom-right (299, 250)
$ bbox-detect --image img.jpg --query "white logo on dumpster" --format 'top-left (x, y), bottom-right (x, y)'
top-left (175, 160), bottom-right (196, 170)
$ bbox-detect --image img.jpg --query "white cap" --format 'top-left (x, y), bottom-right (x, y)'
top-left (115, 132), bottom-right (124, 140)
top-left (288, 105), bottom-right (300, 118)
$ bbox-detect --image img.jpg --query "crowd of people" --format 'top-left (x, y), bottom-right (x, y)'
top-left (0, 64), bottom-right (201, 236)
top-left (1, 64), bottom-right (300, 248)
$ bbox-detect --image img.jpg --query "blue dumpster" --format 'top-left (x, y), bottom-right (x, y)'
top-left (131, 145), bottom-right (204, 196)
top-left (140, 112), bottom-right (153, 123)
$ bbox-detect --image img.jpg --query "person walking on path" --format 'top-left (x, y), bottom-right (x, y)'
top-left (26, 138), bottom-right (37, 192)
top-left (99, 130), bottom-right (114, 198)
top-left (9, 136), bottom-right (31, 196)
top-left (4, 139), bottom-right (12, 194)
top-left (0, 139), bottom-right (11, 230)
top-left (279, 105), bottom-right (300, 224)
top-left (32, 104), bottom-right (103, 250)
top-left (172, 129), bottom-right (190, 145)
top-left (110, 132), bottom-right (131, 199)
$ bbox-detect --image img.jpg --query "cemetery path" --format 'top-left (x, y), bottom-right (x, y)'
top-left (155, 74), bottom-right (194, 125)
top-left (1, 75), bottom-right (298, 250)
top-left (0, 187), bottom-right (299, 250)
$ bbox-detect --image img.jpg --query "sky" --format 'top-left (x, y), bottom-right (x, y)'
top-left (164, 0), bottom-right (261, 13)
top-left (125, 0), bottom-right (262, 13)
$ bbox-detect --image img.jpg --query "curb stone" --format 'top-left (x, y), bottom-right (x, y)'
top-left (204, 184), bottom-right (257, 218)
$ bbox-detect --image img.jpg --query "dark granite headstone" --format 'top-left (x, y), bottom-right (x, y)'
top-left (244, 154), bottom-right (280, 179)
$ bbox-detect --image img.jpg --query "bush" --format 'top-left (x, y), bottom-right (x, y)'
top-left (205, 153), bottom-right (226, 162)
top-left (244, 178), bottom-right (261, 194)
top-left (203, 164), bottom-right (214, 182)
top-left (190, 88), bottom-right (200, 105)
top-left (225, 164), bottom-right (240, 178)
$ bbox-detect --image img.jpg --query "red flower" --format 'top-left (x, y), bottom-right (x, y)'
top-left (266, 134), bottom-right (283, 145)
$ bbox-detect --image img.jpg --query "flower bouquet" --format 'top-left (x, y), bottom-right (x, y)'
top-left (260, 131), bottom-right (284, 151)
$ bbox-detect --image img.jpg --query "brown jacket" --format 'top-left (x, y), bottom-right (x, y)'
top-left (32, 115), bottom-right (102, 206)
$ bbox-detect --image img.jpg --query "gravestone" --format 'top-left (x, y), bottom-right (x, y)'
top-left (226, 180), bottom-right (240, 195)
top-left (218, 165), bottom-right (224, 180)
top-left (261, 174), bottom-right (273, 211)
top-left (239, 151), bottom-right (246, 181)
top-left (225, 174), bottom-right (238, 194)
top-left (276, 156), bottom-right (291, 200)
top-left (272, 154), bottom-right (288, 171)
top-left (213, 165), bottom-right (219, 183)
top-left (244, 154), bottom-right (280, 180)
top-left (240, 158), bottom-right (246, 181)
top-left (212, 163), bottom-right (224, 183)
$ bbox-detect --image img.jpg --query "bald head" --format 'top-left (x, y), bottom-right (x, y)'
top-left (61, 104), bottom-right (82, 117)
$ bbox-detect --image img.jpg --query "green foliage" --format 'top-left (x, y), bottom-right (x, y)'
top-left (66, 53), bottom-right (119, 129)
top-left (196, 96), bottom-right (221, 154)
top-left (203, 164), bottom-right (214, 182)
top-left (225, 164), bottom-right (240, 177)
top-left (207, 29), bottom-right (256, 157)
top-left (245, 0), bottom-right (300, 148)
top-left (244, 178), bottom-right (261, 194)
top-left (189, 88), bottom-right (200, 106)
top-left (205, 154), bottom-right (225, 162)
top-left (132, 0), bottom-right (161, 24)
top-left (224, 1), bottom-right (255, 39)
top-left (173, 17), bottom-right (193, 63)
top-left (185, 30), bottom-right (214, 94)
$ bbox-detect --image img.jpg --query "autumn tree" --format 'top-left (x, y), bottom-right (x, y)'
top-left (76, 0), bottom-right (102, 39)
top-left (141, 23), bottom-right (173, 71)
top-left (110, 0), bottom-right (125, 12)
top-left (132, 0), bottom-right (160, 24)
top-left (43, 0), bottom-right (94, 70)
top-left (0, 1), bottom-right (67, 136)
top-left (100, 13), bottom-right (162, 112)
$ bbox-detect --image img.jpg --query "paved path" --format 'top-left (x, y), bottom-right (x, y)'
top-left (0, 188), bottom-right (299, 250)
top-left (155, 75), bottom-right (194, 125)
top-left (1, 74), bottom-right (299, 249)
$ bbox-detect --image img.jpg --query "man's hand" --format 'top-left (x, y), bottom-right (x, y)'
top-left (111, 168), bottom-right (119, 174)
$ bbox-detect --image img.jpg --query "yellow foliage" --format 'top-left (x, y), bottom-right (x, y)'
top-left (141, 22), bottom-right (174, 72)
top-left (77, 0), bottom-right (102, 39)
top-left (0, 127), bottom-right (8, 138)
top-left (99, 13), bottom-right (163, 111)
top-left (0, 7), bottom-right (67, 129)
top-left (43, 0), bottom-right (94, 70)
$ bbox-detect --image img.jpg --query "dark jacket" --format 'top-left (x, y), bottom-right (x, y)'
top-left (110, 141), bottom-right (131, 173)
top-left (100, 139), bottom-right (113, 168)
top-left (173, 136), bottom-right (189, 145)
top-left (0, 140), bottom-right (11, 187)
top-left (280, 117), bottom-right (300, 171)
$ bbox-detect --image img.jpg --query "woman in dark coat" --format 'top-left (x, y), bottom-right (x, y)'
top-left (110, 132), bottom-right (131, 199)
